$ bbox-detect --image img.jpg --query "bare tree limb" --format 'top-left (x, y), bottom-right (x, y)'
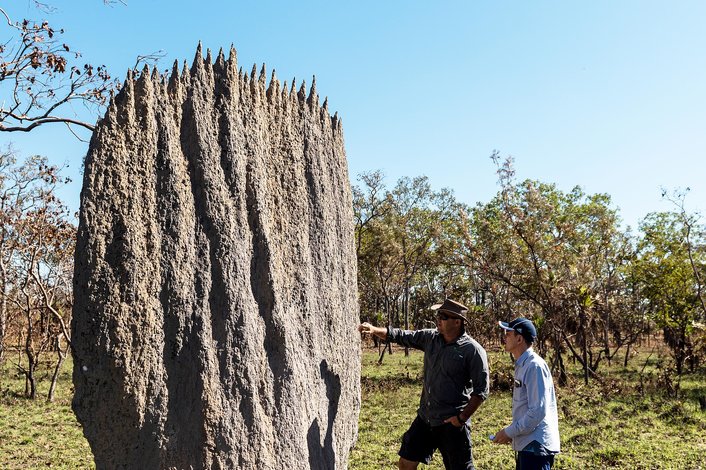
top-left (0, 115), bottom-right (95, 132)
top-left (0, 4), bottom-right (119, 137)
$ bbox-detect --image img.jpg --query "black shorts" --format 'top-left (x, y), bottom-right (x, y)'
top-left (398, 416), bottom-right (474, 470)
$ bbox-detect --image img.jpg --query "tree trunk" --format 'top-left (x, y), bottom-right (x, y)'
top-left (580, 310), bottom-right (589, 385)
top-left (403, 280), bottom-right (410, 357)
top-left (24, 308), bottom-right (38, 399)
top-left (25, 359), bottom-right (37, 399)
top-left (0, 266), bottom-right (6, 364)
top-left (48, 336), bottom-right (67, 402)
top-left (556, 347), bottom-right (567, 386)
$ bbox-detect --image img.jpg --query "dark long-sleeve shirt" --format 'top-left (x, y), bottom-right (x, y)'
top-left (387, 327), bottom-right (490, 426)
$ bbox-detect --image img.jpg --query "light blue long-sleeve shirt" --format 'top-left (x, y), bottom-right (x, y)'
top-left (505, 348), bottom-right (560, 453)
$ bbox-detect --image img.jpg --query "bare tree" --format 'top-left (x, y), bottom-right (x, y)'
top-left (13, 203), bottom-right (74, 400)
top-left (0, 5), bottom-right (118, 135)
top-left (0, 147), bottom-right (58, 363)
top-left (1, 1), bottom-right (164, 137)
top-left (0, 148), bottom-right (74, 399)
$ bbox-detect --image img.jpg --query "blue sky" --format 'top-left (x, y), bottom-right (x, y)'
top-left (4, 0), bottom-right (706, 229)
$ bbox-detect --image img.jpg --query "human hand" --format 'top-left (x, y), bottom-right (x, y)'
top-left (358, 322), bottom-right (387, 340)
top-left (443, 415), bottom-right (465, 428)
top-left (492, 429), bottom-right (511, 444)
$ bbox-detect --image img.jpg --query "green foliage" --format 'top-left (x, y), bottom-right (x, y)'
top-left (354, 157), bottom-right (706, 389)
top-left (636, 211), bottom-right (706, 375)
top-left (466, 155), bottom-right (640, 385)
top-left (353, 171), bottom-right (471, 330)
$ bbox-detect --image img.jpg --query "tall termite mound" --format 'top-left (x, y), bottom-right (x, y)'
top-left (71, 45), bottom-right (360, 469)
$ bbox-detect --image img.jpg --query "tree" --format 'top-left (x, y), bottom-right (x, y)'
top-left (0, 3), bottom-right (119, 135)
top-left (353, 172), bottom-right (469, 357)
top-left (388, 177), bottom-right (463, 336)
top-left (352, 171), bottom-right (394, 327)
top-left (352, 170), bottom-right (390, 262)
top-left (661, 188), bottom-right (706, 316)
top-left (464, 154), bottom-right (632, 384)
top-left (0, 148), bottom-right (74, 400)
top-left (0, 147), bottom-right (52, 363)
top-left (636, 211), bottom-right (706, 379)
top-left (1, 1), bottom-right (163, 137)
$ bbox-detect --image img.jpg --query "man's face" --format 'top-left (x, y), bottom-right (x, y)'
top-left (503, 329), bottom-right (522, 353)
top-left (436, 312), bottom-right (459, 335)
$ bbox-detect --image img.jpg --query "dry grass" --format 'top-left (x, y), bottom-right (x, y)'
top-left (1, 346), bottom-right (705, 469)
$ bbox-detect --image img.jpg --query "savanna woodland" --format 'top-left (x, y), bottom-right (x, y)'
top-left (1, 2), bottom-right (705, 469)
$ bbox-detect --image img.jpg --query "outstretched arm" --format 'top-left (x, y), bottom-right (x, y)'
top-left (358, 322), bottom-right (388, 341)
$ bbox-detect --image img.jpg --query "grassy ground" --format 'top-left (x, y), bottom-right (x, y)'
top-left (350, 346), bottom-right (706, 470)
top-left (1, 347), bottom-right (705, 469)
top-left (0, 359), bottom-right (93, 470)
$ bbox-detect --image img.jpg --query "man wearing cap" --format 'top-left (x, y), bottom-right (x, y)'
top-left (492, 318), bottom-right (560, 470)
top-left (358, 299), bottom-right (489, 470)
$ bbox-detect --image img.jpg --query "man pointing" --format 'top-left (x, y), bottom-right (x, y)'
top-left (358, 299), bottom-right (489, 470)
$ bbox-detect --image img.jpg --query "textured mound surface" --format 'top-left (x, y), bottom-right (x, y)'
top-left (71, 45), bottom-right (360, 469)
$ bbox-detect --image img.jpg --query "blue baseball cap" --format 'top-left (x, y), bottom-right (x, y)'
top-left (498, 317), bottom-right (537, 342)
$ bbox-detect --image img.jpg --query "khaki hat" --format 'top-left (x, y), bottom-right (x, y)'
top-left (431, 298), bottom-right (469, 322)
